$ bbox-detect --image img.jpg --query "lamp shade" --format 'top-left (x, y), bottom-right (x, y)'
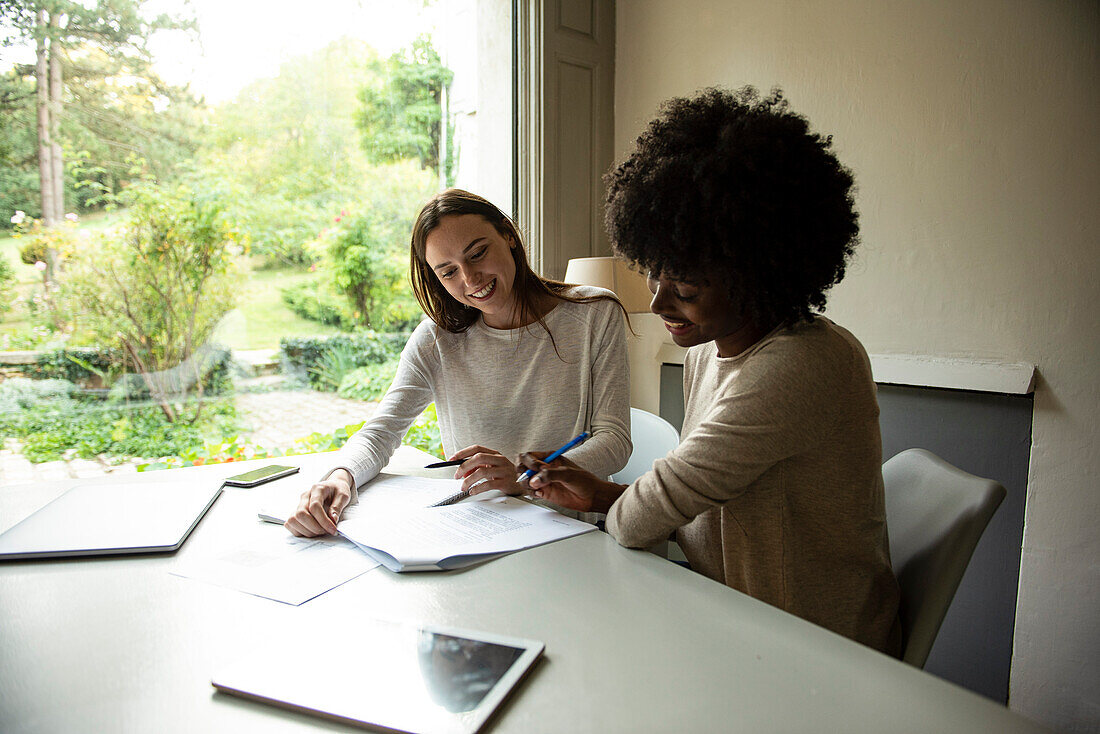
top-left (563, 257), bottom-right (653, 313)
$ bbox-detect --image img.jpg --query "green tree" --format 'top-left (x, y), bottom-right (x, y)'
top-left (320, 161), bottom-right (436, 330)
top-left (356, 35), bottom-right (454, 182)
top-left (61, 179), bottom-right (239, 422)
top-left (198, 38), bottom-right (439, 274)
top-left (0, 70), bottom-right (40, 217)
top-left (0, 0), bottom-right (196, 224)
top-left (325, 212), bottom-right (413, 329)
top-left (60, 46), bottom-right (203, 210)
top-left (200, 38), bottom-right (383, 265)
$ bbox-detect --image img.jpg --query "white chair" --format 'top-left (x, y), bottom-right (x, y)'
top-left (612, 408), bottom-right (680, 485)
top-left (610, 408), bottom-right (681, 558)
top-left (882, 448), bottom-right (1007, 667)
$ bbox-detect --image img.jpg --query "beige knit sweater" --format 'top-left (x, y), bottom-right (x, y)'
top-left (607, 318), bottom-right (901, 655)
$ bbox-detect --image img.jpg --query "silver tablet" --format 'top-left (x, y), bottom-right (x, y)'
top-left (212, 620), bottom-right (544, 734)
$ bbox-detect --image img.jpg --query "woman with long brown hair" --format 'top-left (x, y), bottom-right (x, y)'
top-left (286, 189), bottom-right (630, 537)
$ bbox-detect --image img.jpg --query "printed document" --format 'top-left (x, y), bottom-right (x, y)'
top-left (260, 474), bottom-right (596, 572)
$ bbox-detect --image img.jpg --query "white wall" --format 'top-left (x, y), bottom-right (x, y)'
top-left (614, 1), bottom-right (1099, 731)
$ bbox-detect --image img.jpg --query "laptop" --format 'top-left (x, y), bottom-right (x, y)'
top-left (0, 480), bottom-right (222, 561)
top-left (213, 620), bottom-right (544, 734)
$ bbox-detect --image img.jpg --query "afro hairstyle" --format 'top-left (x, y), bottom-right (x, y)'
top-left (604, 86), bottom-right (860, 328)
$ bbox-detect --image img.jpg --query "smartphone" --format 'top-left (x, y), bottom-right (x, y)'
top-left (223, 464), bottom-right (300, 488)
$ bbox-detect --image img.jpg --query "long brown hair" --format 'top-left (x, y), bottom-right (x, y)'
top-left (409, 189), bottom-right (625, 338)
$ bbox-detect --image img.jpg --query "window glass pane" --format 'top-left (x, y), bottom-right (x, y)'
top-left (0, 0), bottom-right (513, 482)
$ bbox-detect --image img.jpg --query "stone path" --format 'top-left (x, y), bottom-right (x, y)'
top-left (234, 389), bottom-right (377, 450)
top-left (0, 386), bottom-right (379, 486)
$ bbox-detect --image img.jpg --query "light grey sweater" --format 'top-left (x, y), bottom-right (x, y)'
top-left (326, 286), bottom-right (631, 489)
top-left (607, 317), bottom-right (901, 654)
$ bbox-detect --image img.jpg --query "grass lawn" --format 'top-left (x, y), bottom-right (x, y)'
top-left (0, 233), bottom-right (27, 277)
top-left (216, 266), bottom-right (343, 350)
top-left (1, 215), bottom-right (343, 352)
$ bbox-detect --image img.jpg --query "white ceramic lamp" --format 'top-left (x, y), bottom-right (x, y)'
top-left (563, 257), bottom-right (653, 313)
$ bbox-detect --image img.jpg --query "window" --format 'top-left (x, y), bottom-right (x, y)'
top-left (0, 0), bottom-right (513, 479)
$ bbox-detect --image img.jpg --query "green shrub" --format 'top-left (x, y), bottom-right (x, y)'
top-left (0, 387), bottom-right (240, 463)
top-left (286, 403), bottom-right (440, 458)
top-left (287, 421), bottom-right (366, 455)
top-left (337, 360), bottom-right (399, 401)
top-left (321, 209), bottom-right (423, 331)
top-left (403, 403), bottom-right (442, 459)
top-left (309, 343), bottom-right (362, 391)
top-left (9, 218), bottom-right (78, 329)
top-left (0, 377), bottom-right (78, 413)
top-left (17, 237), bottom-right (49, 266)
top-left (140, 401), bottom-right (440, 469)
top-left (280, 280), bottom-right (356, 329)
top-left (61, 180), bottom-right (240, 421)
top-left (8, 345), bottom-right (234, 395)
top-left (280, 332), bottom-right (410, 388)
top-left (232, 193), bottom-right (326, 267)
top-left (0, 258), bottom-right (15, 316)
top-left (20, 346), bottom-right (123, 383)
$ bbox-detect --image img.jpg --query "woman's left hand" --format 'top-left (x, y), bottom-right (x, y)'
top-left (449, 445), bottom-right (529, 496)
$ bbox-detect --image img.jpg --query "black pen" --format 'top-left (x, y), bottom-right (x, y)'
top-left (424, 458), bottom-right (464, 468)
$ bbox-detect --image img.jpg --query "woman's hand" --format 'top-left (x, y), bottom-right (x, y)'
top-left (450, 445), bottom-right (528, 496)
top-left (284, 469), bottom-right (354, 537)
top-left (517, 452), bottom-right (627, 514)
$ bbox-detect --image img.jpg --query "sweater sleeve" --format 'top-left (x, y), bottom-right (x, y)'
top-left (321, 326), bottom-right (434, 491)
top-left (606, 338), bottom-right (844, 548)
top-left (558, 299), bottom-right (632, 479)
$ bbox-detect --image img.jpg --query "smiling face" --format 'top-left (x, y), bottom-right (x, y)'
top-left (424, 214), bottom-right (520, 329)
top-left (647, 272), bottom-right (768, 358)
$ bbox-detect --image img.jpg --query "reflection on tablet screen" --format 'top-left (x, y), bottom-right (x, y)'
top-left (418, 631), bottom-right (524, 712)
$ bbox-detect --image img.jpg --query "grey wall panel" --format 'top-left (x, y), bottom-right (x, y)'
top-left (659, 363), bottom-right (685, 434)
top-left (876, 384), bottom-right (1031, 703)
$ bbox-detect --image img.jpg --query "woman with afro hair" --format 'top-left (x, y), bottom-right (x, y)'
top-left (520, 87), bottom-right (901, 655)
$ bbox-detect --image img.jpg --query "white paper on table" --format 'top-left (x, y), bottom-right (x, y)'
top-left (257, 473), bottom-right (467, 525)
top-left (259, 474), bottom-right (596, 573)
top-left (170, 517), bottom-right (380, 605)
top-left (338, 493), bottom-right (596, 572)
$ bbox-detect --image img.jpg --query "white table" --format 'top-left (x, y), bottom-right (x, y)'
top-left (0, 447), bottom-right (1048, 733)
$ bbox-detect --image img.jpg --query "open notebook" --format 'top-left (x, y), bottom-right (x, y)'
top-left (260, 474), bottom-right (595, 572)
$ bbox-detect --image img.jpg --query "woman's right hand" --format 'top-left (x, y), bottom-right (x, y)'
top-left (450, 445), bottom-right (529, 496)
top-left (517, 453), bottom-right (626, 514)
top-left (284, 469), bottom-right (354, 537)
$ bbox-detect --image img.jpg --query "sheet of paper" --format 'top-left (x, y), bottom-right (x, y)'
top-left (353, 474), bottom-right (466, 511)
top-left (170, 517), bottom-right (380, 605)
top-left (257, 473), bottom-right (465, 524)
top-left (338, 494), bottom-right (595, 571)
top-left (257, 473), bottom-right (595, 572)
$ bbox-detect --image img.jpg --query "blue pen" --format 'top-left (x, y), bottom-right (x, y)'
top-left (518, 431), bottom-right (590, 482)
